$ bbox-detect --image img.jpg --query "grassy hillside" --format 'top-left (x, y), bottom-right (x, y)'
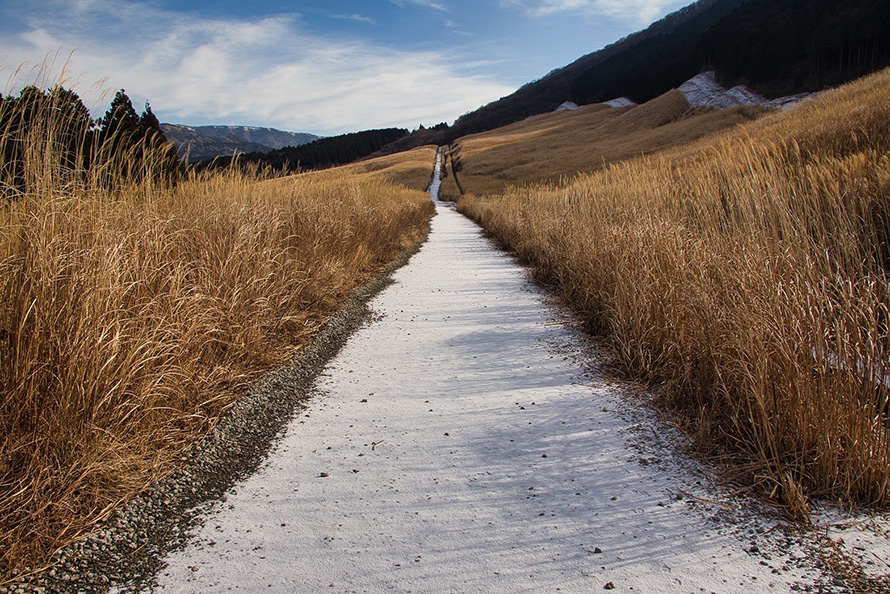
top-left (0, 98), bottom-right (435, 578)
top-left (447, 89), bottom-right (763, 196)
top-left (297, 144), bottom-right (440, 192)
top-left (459, 68), bottom-right (890, 514)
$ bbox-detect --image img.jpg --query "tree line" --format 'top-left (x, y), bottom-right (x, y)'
top-left (698, 0), bottom-right (890, 97)
top-left (201, 128), bottom-right (409, 173)
top-left (0, 86), bottom-right (180, 198)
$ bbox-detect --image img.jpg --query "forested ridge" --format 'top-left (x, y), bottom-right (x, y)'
top-left (203, 127), bottom-right (409, 173)
top-left (567, 0), bottom-right (745, 104)
top-left (572, 0), bottom-right (890, 103)
top-left (698, 0), bottom-right (890, 97)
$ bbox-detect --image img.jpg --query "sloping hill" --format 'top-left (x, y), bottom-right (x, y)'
top-left (290, 145), bottom-right (439, 192)
top-left (444, 0), bottom-right (743, 142)
top-left (438, 0), bottom-right (890, 144)
top-left (445, 88), bottom-right (763, 196)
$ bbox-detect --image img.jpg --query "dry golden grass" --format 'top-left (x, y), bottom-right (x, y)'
top-left (460, 68), bottom-right (890, 514)
top-left (296, 144), bottom-right (439, 192)
top-left (0, 95), bottom-right (435, 579)
top-left (450, 90), bottom-right (764, 196)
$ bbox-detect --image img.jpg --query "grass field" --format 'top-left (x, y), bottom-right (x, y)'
top-left (297, 145), bottom-right (439, 192)
top-left (460, 68), bottom-right (890, 514)
top-left (447, 89), bottom-right (765, 196)
top-left (0, 98), bottom-right (435, 579)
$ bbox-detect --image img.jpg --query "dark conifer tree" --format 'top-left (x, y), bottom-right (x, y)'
top-left (139, 101), bottom-right (165, 141)
top-left (48, 86), bottom-right (94, 173)
top-left (99, 89), bottom-right (140, 149)
top-left (139, 101), bottom-right (181, 183)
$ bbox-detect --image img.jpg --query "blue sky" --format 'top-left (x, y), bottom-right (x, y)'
top-left (0, 0), bottom-right (689, 135)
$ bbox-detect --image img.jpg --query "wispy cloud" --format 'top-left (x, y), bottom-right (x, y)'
top-left (1, 0), bottom-right (511, 134)
top-left (388, 0), bottom-right (449, 13)
top-left (502, 0), bottom-right (683, 24)
top-left (330, 13), bottom-right (377, 25)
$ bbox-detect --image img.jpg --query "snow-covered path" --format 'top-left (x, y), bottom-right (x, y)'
top-left (155, 156), bottom-right (825, 593)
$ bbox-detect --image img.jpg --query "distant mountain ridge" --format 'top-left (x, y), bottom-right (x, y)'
top-left (200, 128), bottom-right (409, 173)
top-left (161, 124), bottom-right (320, 162)
top-left (184, 126), bottom-right (320, 150)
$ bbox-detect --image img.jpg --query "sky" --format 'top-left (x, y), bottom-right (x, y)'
top-left (0, 0), bottom-right (689, 136)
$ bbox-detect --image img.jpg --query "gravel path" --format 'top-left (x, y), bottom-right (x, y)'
top-left (150, 159), bottom-right (837, 593)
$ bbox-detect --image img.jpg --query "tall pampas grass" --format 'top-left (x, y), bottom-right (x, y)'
top-left (460, 68), bottom-right (890, 516)
top-left (0, 77), bottom-right (434, 578)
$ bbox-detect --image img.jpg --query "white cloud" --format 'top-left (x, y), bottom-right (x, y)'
top-left (331, 14), bottom-right (377, 24)
top-left (502, 0), bottom-right (683, 24)
top-left (388, 0), bottom-right (449, 13)
top-left (1, 1), bottom-right (511, 135)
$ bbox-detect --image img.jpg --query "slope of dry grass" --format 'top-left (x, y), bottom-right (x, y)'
top-left (0, 100), bottom-right (435, 579)
top-left (301, 144), bottom-right (439, 191)
top-left (449, 90), bottom-right (765, 196)
top-left (460, 68), bottom-right (890, 514)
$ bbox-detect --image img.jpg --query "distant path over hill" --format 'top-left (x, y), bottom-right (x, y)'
top-left (156, 159), bottom-right (836, 592)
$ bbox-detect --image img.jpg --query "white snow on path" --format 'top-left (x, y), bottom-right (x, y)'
top-left (428, 147), bottom-right (443, 201)
top-left (155, 159), bottom-right (835, 593)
